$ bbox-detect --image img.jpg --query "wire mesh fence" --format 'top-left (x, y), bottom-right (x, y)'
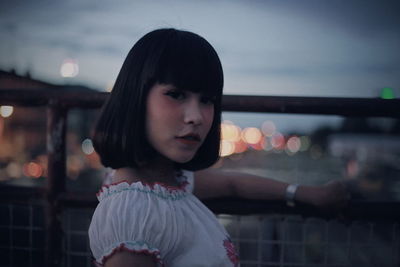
top-left (1, 203), bottom-right (399, 267)
top-left (61, 208), bottom-right (93, 267)
top-left (220, 214), bottom-right (400, 267)
top-left (0, 202), bottom-right (45, 267)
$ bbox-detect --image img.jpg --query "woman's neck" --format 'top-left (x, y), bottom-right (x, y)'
top-left (113, 157), bottom-right (179, 186)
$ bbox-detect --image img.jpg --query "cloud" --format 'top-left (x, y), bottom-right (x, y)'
top-left (0, 0), bottom-right (399, 98)
top-left (260, 0), bottom-right (400, 37)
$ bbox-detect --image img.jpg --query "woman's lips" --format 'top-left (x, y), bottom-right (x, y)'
top-left (175, 133), bottom-right (201, 146)
top-left (176, 138), bottom-right (200, 146)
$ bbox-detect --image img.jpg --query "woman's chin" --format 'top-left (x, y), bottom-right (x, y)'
top-left (171, 154), bottom-right (196, 164)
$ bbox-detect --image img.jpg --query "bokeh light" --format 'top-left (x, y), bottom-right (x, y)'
top-left (270, 132), bottom-right (285, 150)
top-left (261, 120), bottom-right (276, 137)
top-left (286, 136), bottom-right (301, 153)
top-left (250, 137), bottom-right (265, 151)
top-left (262, 137), bottom-right (273, 151)
top-left (381, 87), bottom-right (395, 99)
top-left (220, 140), bottom-right (235, 157)
top-left (234, 139), bottom-right (248, 154)
top-left (60, 59), bottom-right (79, 78)
top-left (82, 138), bottom-right (95, 155)
top-left (221, 121), bottom-right (241, 142)
top-left (0, 105), bottom-right (14, 118)
top-left (23, 162), bottom-right (43, 178)
top-left (242, 127), bottom-right (262, 145)
top-left (6, 162), bottom-right (22, 178)
top-left (299, 136), bottom-right (311, 151)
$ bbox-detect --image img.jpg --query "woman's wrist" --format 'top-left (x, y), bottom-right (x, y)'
top-left (285, 184), bottom-right (299, 207)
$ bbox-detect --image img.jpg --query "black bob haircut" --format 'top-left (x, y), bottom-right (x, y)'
top-left (93, 28), bottom-right (224, 171)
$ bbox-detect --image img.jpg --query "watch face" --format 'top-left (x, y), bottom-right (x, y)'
top-left (285, 184), bottom-right (298, 207)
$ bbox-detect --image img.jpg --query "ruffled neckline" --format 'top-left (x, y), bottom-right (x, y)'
top-left (96, 170), bottom-right (190, 201)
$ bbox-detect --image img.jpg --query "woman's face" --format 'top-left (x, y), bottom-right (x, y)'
top-left (145, 83), bottom-right (215, 163)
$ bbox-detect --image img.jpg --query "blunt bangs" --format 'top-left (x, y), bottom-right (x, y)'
top-left (156, 31), bottom-right (223, 99)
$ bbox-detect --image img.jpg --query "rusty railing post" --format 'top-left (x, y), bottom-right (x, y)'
top-left (45, 101), bottom-right (67, 267)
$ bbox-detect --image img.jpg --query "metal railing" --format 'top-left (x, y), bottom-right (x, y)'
top-left (1, 88), bottom-right (400, 267)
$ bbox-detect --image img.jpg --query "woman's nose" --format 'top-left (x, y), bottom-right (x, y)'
top-left (183, 100), bottom-right (203, 125)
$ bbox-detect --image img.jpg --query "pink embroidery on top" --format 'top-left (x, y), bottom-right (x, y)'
top-left (96, 172), bottom-right (189, 197)
top-left (223, 237), bottom-right (240, 267)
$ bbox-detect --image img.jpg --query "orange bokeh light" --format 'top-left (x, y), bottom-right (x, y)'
top-left (241, 127), bottom-right (262, 145)
top-left (23, 162), bottom-right (43, 178)
top-left (250, 137), bottom-right (265, 151)
top-left (221, 122), bottom-right (241, 142)
top-left (234, 139), bottom-right (248, 154)
top-left (220, 140), bottom-right (235, 157)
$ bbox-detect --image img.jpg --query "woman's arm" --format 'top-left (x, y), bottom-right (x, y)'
top-left (194, 169), bottom-right (349, 209)
top-left (104, 251), bottom-right (157, 267)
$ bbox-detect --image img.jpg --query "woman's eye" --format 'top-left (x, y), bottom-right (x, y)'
top-left (165, 90), bottom-right (185, 100)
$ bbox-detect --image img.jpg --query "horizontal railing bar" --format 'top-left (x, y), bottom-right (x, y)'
top-left (222, 95), bottom-right (400, 117)
top-left (0, 88), bottom-right (106, 108)
top-left (0, 88), bottom-right (399, 117)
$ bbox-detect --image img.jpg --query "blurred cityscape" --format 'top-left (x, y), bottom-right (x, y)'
top-left (1, 69), bottom-right (399, 267)
top-left (1, 69), bottom-right (399, 200)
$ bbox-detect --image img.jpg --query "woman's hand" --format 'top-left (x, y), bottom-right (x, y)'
top-left (306, 180), bottom-right (350, 211)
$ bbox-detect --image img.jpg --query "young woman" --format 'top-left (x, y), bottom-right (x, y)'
top-left (88, 28), bottom-right (349, 267)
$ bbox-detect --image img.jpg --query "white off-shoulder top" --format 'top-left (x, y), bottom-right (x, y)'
top-left (88, 170), bottom-right (239, 267)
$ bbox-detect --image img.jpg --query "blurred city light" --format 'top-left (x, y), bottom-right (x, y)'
top-left (23, 162), bottom-right (43, 178)
top-left (0, 105), bottom-right (14, 118)
top-left (6, 162), bottom-right (22, 178)
top-left (242, 127), bottom-right (262, 145)
top-left (381, 87), bottom-right (395, 99)
top-left (250, 137), bottom-right (265, 151)
top-left (299, 136), bottom-right (311, 151)
top-left (82, 138), bottom-right (95, 155)
top-left (270, 132), bottom-right (285, 150)
top-left (218, 120), bottom-right (315, 158)
top-left (221, 121), bottom-right (241, 142)
top-left (220, 140), bottom-right (235, 157)
top-left (234, 139), bottom-right (248, 154)
top-left (261, 120), bottom-right (276, 136)
top-left (262, 137), bottom-right (273, 151)
top-left (286, 136), bottom-right (301, 153)
top-left (60, 58), bottom-right (79, 78)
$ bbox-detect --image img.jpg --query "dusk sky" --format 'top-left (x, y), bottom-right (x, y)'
top-left (1, 0), bottom-right (399, 132)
